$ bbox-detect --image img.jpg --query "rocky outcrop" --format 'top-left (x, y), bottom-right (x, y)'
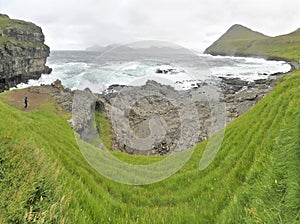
top-left (220, 77), bottom-right (276, 122)
top-left (72, 89), bottom-right (99, 141)
top-left (100, 76), bottom-right (281, 155)
top-left (102, 81), bottom-right (203, 155)
top-left (0, 14), bottom-right (51, 92)
top-left (48, 74), bottom-right (280, 156)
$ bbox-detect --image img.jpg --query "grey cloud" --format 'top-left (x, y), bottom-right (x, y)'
top-left (1, 0), bottom-right (299, 50)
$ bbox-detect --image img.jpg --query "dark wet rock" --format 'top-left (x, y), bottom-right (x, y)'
top-left (270, 72), bottom-right (285, 76)
top-left (221, 77), bottom-right (275, 122)
top-left (254, 79), bottom-right (269, 85)
top-left (219, 77), bottom-right (252, 94)
top-left (155, 66), bottom-right (184, 74)
top-left (51, 79), bottom-right (63, 89)
top-left (107, 84), bottom-right (126, 91)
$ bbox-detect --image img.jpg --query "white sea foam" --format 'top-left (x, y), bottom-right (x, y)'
top-left (16, 53), bottom-right (291, 92)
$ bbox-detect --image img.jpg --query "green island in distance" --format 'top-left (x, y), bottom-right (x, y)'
top-left (0, 16), bottom-right (299, 223)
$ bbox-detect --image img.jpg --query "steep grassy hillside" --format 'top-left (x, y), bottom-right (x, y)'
top-left (0, 69), bottom-right (299, 223)
top-left (205, 24), bottom-right (300, 62)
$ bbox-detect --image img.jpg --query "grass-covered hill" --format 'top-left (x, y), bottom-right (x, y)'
top-left (0, 70), bottom-right (299, 222)
top-left (205, 24), bottom-right (300, 62)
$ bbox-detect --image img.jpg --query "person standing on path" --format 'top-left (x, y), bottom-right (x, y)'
top-left (24, 96), bottom-right (28, 108)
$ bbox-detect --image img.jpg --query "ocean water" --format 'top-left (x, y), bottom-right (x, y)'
top-left (19, 50), bottom-right (291, 93)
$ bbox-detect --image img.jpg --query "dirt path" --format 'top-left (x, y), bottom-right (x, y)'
top-left (0, 87), bottom-right (54, 111)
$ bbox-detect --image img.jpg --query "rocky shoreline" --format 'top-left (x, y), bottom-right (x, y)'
top-left (42, 70), bottom-right (286, 156)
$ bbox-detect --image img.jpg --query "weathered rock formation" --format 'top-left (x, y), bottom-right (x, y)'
top-left (0, 14), bottom-right (51, 92)
top-left (102, 81), bottom-right (204, 155)
top-left (64, 74), bottom-right (280, 156)
top-left (219, 77), bottom-right (277, 122)
top-left (35, 73), bottom-right (283, 156)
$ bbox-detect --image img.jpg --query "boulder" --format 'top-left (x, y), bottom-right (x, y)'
top-left (72, 89), bottom-right (98, 141)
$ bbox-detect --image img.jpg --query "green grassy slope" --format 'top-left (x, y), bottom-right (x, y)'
top-left (0, 14), bottom-right (40, 31)
top-left (205, 24), bottom-right (300, 62)
top-left (0, 69), bottom-right (299, 223)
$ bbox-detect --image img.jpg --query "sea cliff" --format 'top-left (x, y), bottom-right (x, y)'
top-left (0, 14), bottom-right (51, 92)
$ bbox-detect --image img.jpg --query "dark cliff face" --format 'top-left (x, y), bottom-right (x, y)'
top-left (0, 14), bottom-right (51, 92)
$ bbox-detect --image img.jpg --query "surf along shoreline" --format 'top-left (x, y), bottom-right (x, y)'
top-left (1, 49), bottom-right (297, 156)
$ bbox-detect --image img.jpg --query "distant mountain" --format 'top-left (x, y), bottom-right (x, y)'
top-left (85, 43), bottom-right (193, 55)
top-left (85, 44), bottom-right (132, 52)
top-left (205, 24), bottom-right (300, 62)
top-left (85, 45), bottom-right (105, 51)
top-left (215, 24), bottom-right (269, 41)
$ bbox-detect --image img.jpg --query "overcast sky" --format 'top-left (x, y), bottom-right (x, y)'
top-left (1, 0), bottom-right (299, 50)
